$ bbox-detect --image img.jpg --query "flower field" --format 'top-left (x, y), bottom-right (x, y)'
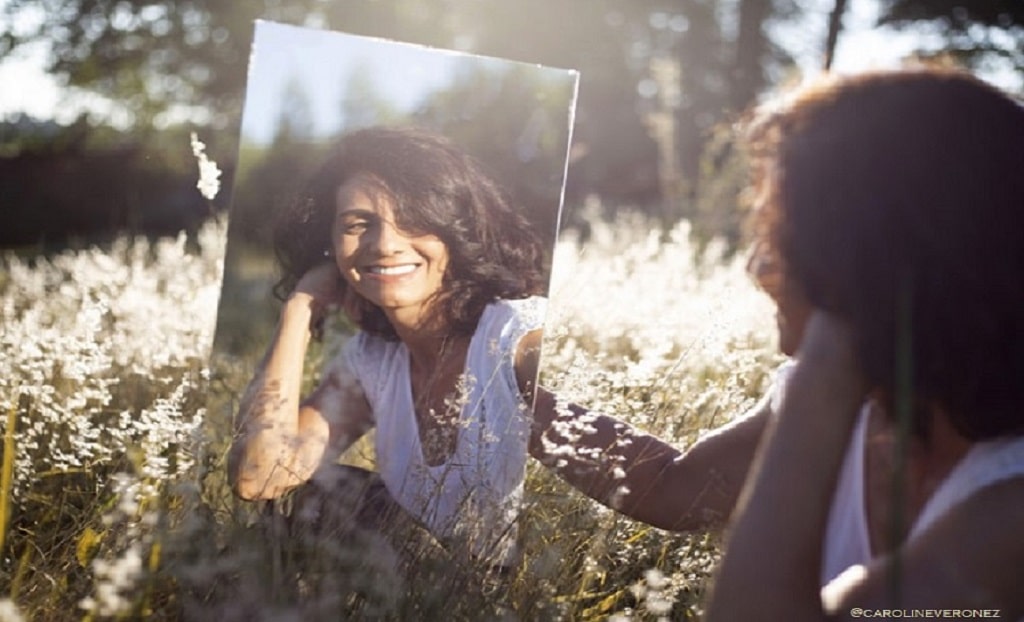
top-left (0, 209), bottom-right (782, 621)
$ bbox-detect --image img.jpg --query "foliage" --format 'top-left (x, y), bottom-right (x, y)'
top-left (5, 2), bottom-right (1023, 249)
top-left (0, 0), bottom-right (806, 241)
top-left (0, 205), bottom-right (782, 620)
top-left (0, 119), bottom-right (229, 248)
top-left (877, 0), bottom-right (1024, 92)
top-left (0, 219), bottom-right (225, 617)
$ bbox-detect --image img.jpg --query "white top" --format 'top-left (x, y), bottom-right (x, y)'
top-left (819, 404), bottom-right (874, 586)
top-left (771, 363), bottom-right (1024, 608)
top-left (335, 296), bottom-right (546, 564)
top-left (817, 388), bottom-right (1024, 610)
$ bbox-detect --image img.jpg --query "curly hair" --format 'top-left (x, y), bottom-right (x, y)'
top-left (744, 67), bottom-right (1024, 440)
top-left (272, 125), bottom-right (548, 339)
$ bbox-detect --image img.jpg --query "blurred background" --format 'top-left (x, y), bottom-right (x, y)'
top-left (1, 0), bottom-right (1021, 252)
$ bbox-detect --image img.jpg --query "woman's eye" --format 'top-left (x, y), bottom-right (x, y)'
top-left (343, 220), bottom-right (369, 234)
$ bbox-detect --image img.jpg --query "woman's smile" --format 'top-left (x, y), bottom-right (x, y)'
top-left (361, 263), bottom-right (421, 277)
top-left (332, 176), bottom-right (449, 325)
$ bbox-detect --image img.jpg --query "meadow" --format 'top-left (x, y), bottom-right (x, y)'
top-left (0, 206), bottom-right (783, 620)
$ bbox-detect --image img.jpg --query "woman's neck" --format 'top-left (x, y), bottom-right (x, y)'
top-left (403, 331), bottom-right (454, 369)
top-left (864, 401), bottom-right (974, 554)
top-left (386, 310), bottom-right (455, 369)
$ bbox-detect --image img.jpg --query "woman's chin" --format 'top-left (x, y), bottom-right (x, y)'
top-left (776, 320), bottom-right (798, 357)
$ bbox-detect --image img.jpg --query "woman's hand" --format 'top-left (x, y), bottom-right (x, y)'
top-left (788, 311), bottom-right (867, 421)
top-left (290, 262), bottom-right (346, 328)
top-left (229, 262), bottom-right (350, 500)
top-left (706, 310), bottom-right (868, 621)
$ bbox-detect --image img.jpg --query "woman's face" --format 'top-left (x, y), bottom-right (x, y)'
top-left (332, 178), bottom-right (449, 325)
top-left (748, 245), bottom-right (812, 357)
top-left (774, 283), bottom-right (811, 357)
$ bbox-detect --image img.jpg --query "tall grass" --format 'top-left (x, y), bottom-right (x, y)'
top-left (0, 208), bottom-right (781, 620)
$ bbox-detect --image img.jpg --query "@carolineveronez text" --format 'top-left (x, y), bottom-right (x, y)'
top-left (849, 609), bottom-right (1002, 619)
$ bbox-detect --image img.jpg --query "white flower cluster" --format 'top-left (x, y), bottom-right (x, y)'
top-left (0, 219), bottom-right (226, 500)
top-left (0, 599), bottom-right (24, 622)
top-left (79, 473), bottom-right (155, 618)
top-left (190, 132), bottom-right (222, 201)
top-left (543, 208), bottom-right (782, 445)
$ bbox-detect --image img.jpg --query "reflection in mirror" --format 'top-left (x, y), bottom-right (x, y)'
top-left (204, 20), bottom-right (577, 617)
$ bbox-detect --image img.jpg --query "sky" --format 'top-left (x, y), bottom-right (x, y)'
top-left (0, 0), bottom-right (1017, 123)
top-left (239, 21), bottom-right (577, 144)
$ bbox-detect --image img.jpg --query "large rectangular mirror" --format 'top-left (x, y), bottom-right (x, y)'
top-left (201, 20), bottom-right (578, 618)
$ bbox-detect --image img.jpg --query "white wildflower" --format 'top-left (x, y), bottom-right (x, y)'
top-left (0, 599), bottom-right (25, 622)
top-left (190, 132), bottom-right (222, 200)
top-left (81, 544), bottom-right (144, 617)
top-left (608, 484), bottom-right (631, 510)
top-left (644, 568), bottom-right (669, 590)
top-left (646, 594), bottom-right (674, 616)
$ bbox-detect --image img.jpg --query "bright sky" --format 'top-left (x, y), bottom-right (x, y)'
top-left (0, 0), bottom-right (1017, 123)
top-left (239, 21), bottom-right (568, 144)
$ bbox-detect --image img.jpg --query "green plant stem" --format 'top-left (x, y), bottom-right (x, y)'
top-left (0, 395), bottom-right (18, 559)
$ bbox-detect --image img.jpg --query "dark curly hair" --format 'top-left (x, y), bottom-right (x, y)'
top-left (273, 125), bottom-right (548, 339)
top-left (744, 67), bottom-right (1024, 440)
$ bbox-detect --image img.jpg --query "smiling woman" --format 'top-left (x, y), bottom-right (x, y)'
top-left (228, 125), bottom-right (552, 571)
top-left (206, 22), bottom-right (580, 613)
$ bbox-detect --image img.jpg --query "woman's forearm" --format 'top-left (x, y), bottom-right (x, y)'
top-left (530, 388), bottom-right (768, 531)
top-left (530, 392), bottom-right (680, 522)
top-left (229, 294), bottom-right (328, 499)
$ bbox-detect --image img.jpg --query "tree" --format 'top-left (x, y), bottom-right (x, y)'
top-left (877, 0), bottom-right (1024, 91)
top-left (1, 0), bottom-right (802, 240)
top-left (3, 1), bottom-right (356, 129)
top-left (823, 0), bottom-right (850, 71)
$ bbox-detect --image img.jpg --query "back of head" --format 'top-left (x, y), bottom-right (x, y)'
top-left (746, 67), bottom-right (1024, 439)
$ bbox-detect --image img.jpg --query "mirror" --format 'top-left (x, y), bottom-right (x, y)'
top-left (214, 20), bottom-right (578, 354)
top-left (201, 20), bottom-right (578, 615)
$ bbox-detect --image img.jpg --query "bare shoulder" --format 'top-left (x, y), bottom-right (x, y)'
top-left (830, 476), bottom-right (1024, 618)
top-left (514, 328), bottom-right (544, 396)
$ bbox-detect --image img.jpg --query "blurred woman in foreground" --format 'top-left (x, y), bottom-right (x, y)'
top-left (540, 66), bottom-right (1024, 618)
top-left (706, 68), bottom-right (1024, 619)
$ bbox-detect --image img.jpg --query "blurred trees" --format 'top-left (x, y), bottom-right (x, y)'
top-left (3, 0), bottom-right (1020, 249)
top-left (0, 113), bottom-right (222, 247)
top-left (0, 1), bottom-right (319, 133)
top-left (877, 0), bottom-right (1024, 79)
top-left (0, 0), bottom-right (805, 248)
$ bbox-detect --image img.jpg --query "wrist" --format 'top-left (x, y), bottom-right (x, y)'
top-left (282, 293), bottom-right (320, 328)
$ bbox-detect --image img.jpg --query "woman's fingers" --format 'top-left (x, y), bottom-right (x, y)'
top-left (291, 263), bottom-right (346, 325)
top-left (294, 263), bottom-right (341, 299)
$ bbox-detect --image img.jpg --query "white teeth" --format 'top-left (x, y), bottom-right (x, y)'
top-left (366, 264), bottom-right (417, 276)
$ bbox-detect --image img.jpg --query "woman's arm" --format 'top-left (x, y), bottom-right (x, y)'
top-left (228, 264), bottom-right (373, 500)
top-left (516, 329), bottom-right (770, 531)
top-left (706, 312), bottom-right (866, 621)
top-left (708, 312), bottom-right (1024, 620)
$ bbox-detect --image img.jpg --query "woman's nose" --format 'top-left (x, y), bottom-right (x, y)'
top-left (368, 219), bottom-right (405, 255)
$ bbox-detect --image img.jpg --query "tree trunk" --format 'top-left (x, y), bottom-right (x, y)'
top-left (824, 0), bottom-right (849, 70)
top-left (732, 0), bottom-right (772, 111)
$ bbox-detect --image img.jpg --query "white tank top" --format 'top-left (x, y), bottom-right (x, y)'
top-left (337, 297), bottom-right (545, 565)
top-left (820, 399), bottom-right (1024, 602)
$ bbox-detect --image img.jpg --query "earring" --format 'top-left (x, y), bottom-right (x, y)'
top-left (323, 249), bottom-right (332, 258)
